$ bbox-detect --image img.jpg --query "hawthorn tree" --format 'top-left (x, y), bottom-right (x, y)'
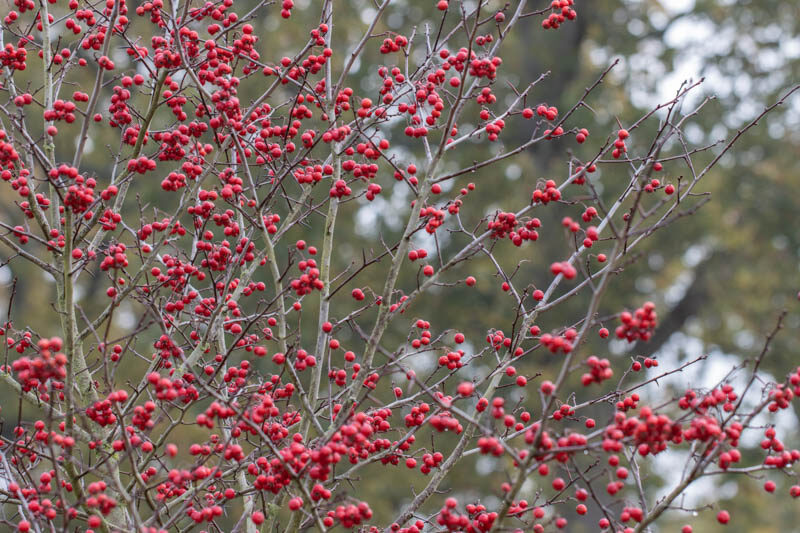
top-left (0, 0), bottom-right (798, 532)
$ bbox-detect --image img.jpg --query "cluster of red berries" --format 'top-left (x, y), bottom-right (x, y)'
top-left (549, 260), bottom-right (578, 280)
top-left (0, 130), bottom-right (21, 169)
top-left (9, 337), bottom-right (66, 394)
top-left (487, 211), bottom-right (519, 238)
top-left (535, 104), bottom-right (559, 120)
top-left (487, 329), bottom-right (512, 351)
top-left (542, 0), bottom-right (577, 29)
top-left (9, 482), bottom-right (65, 526)
top-left (759, 427), bottom-right (800, 470)
top-left (477, 436), bottom-right (504, 456)
top-left (324, 502), bottom-right (373, 529)
top-left (437, 498), bottom-right (497, 532)
top-left (6, 167), bottom-right (32, 200)
top-left (483, 117), bottom-right (505, 141)
top-left (127, 155), bottom-right (158, 174)
top-left (612, 128), bottom-right (630, 159)
top-left (99, 243), bottom-right (129, 271)
top-left (43, 100), bottom-right (77, 125)
top-left (380, 34), bottom-right (408, 54)
top-left (539, 329), bottom-right (576, 354)
top-left (532, 179), bottom-right (562, 204)
top-left (290, 258), bottom-right (323, 296)
top-left (404, 402), bottom-right (431, 428)
top-left (109, 84), bottom-right (134, 127)
top-left (430, 410), bottom-right (463, 433)
top-left (420, 205), bottom-right (446, 233)
top-left (631, 356), bottom-right (659, 371)
top-left (61, 173), bottom-right (96, 214)
top-left (131, 400), bottom-right (156, 430)
top-left (571, 163), bottom-right (597, 185)
top-left (581, 355), bottom-right (613, 385)
top-left (768, 382), bottom-right (795, 412)
top-left (0, 1), bottom-right (797, 532)
top-left (86, 390), bottom-right (128, 427)
top-left (0, 42), bottom-right (27, 70)
top-left (151, 335), bottom-right (186, 363)
top-left (616, 301), bottom-right (657, 342)
top-left (604, 406), bottom-right (682, 457)
top-left (329, 178), bottom-right (352, 198)
top-left (679, 385), bottom-right (736, 412)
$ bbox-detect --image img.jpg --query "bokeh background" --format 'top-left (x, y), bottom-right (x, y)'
top-left (1, 0), bottom-right (799, 530)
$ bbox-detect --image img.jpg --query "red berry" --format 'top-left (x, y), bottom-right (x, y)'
top-left (457, 382), bottom-right (474, 396)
